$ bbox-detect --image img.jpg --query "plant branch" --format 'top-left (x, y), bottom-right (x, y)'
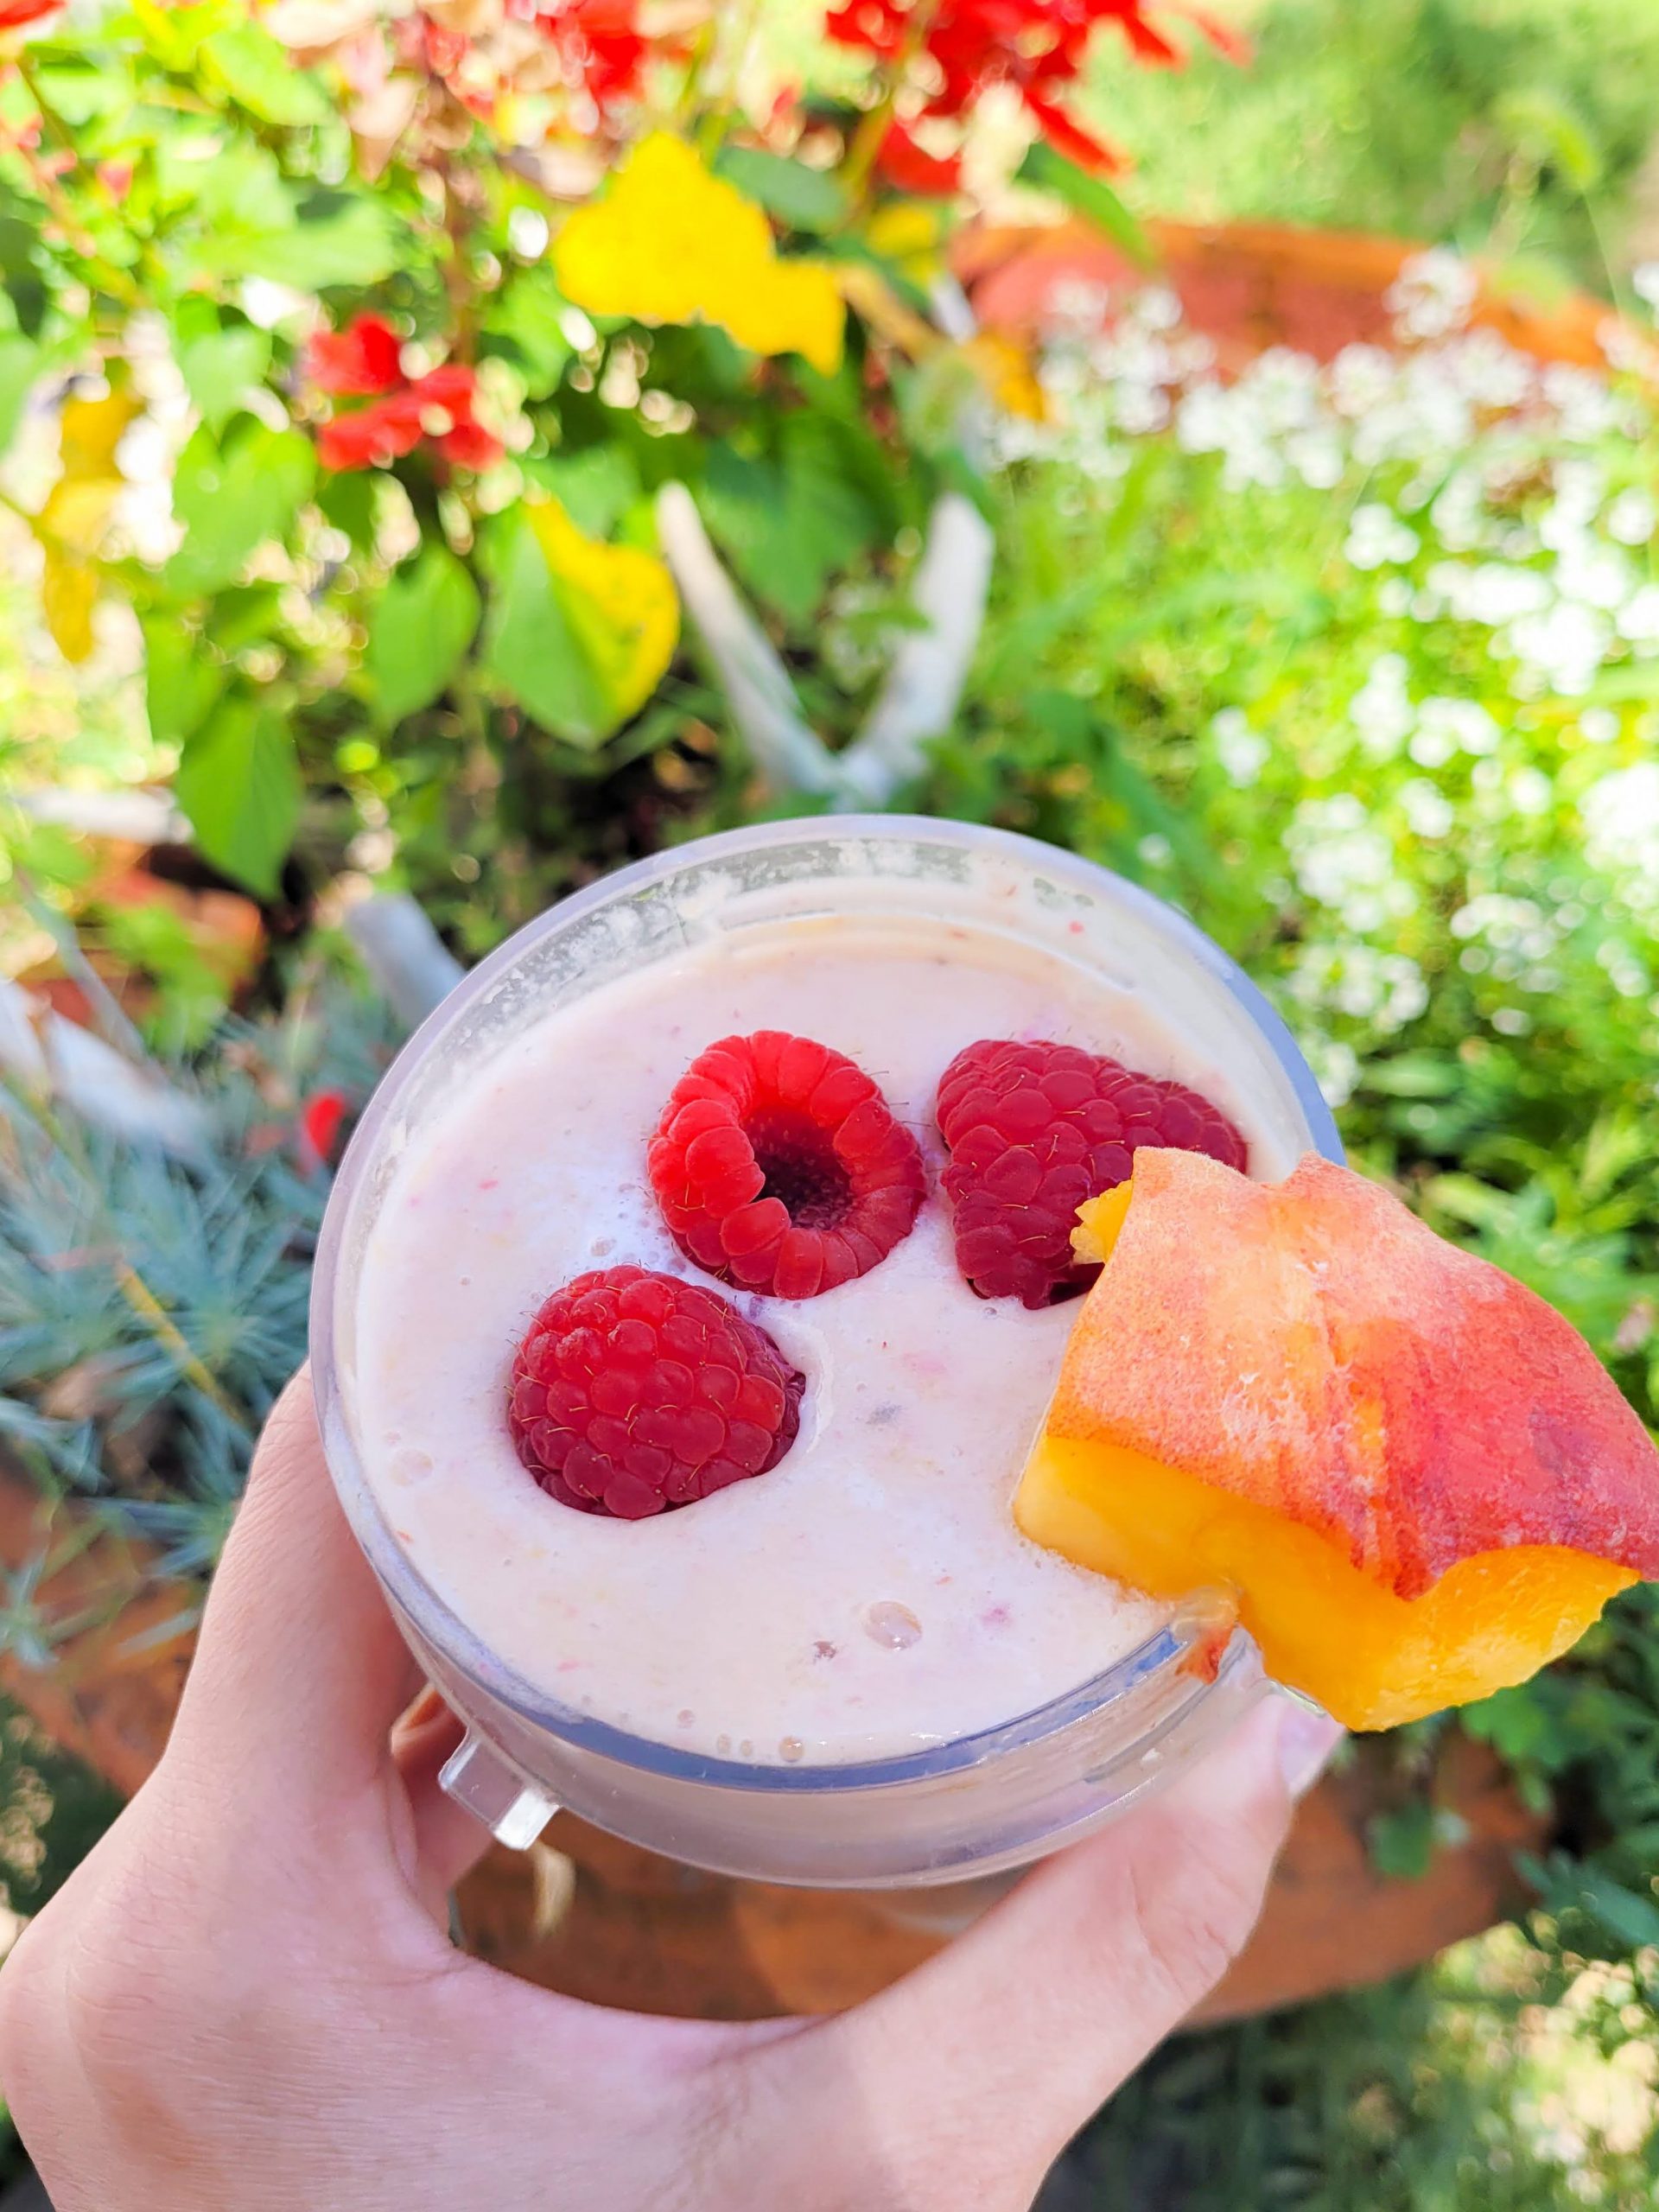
top-left (838, 490), bottom-right (993, 801)
top-left (344, 893), bottom-right (463, 1027)
top-left (654, 482), bottom-right (846, 798)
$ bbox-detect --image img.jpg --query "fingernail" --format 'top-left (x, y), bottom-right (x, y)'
top-left (1274, 1700), bottom-right (1344, 1797)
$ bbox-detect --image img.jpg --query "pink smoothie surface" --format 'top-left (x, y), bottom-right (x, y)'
top-left (353, 912), bottom-right (1293, 1764)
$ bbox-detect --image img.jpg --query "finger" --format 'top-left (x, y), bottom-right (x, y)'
top-left (391, 1689), bottom-right (496, 1895)
top-left (793, 1699), bottom-right (1335, 2206)
top-left (162, 1370), bottom-right (421, 1821)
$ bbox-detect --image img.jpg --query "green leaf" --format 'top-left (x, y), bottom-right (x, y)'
top-left (1494, 88), bottom-right (1604, 194)
top-left (1366, 1802), bottom-right (1436, 1882)
top-left (529, 446), bottom-right (642, 538)
top-left (0, 333), bottom-right (37, 457)
top-left (481, 269), bottom-right (573, 397)
top-left (363, 545), bottom-right (480, 728)
top-left (200, 24), bottom-right (334, 127)
top-left (175, 324), bottom-right (271, 432)
top-left (480, 505), bottom-right (676, 749)
top-left (702, 417), bottom-right (884, 623)
top-left (143, 616), bottom-right (224, 747)
top-left (1567, 1870), bottom-right (1659, 1952)
top-left (1017, 143), bottom-right (1155, 270)
top-left (234, 194), bottom-right (405, 289)
top-left (175, 697), bottom-right (302, 899)
top-left (163, 421), bottom-right (314, 599)
top-left (715, 147), bottom-right (849, 235)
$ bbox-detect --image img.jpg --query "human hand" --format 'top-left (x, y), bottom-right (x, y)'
top-left (0, 1374), bottom-right (1338, 2212)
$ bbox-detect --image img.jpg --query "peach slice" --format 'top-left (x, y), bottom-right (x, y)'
top-left (1015, 1151), bottom-right (1659, 1730)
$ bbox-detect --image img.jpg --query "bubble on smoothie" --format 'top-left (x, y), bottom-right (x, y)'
top-left (716, 1733), bottom-right (732, 1754)
top-left (779, 1736), bottom-right (805, 1763)
top-left (391, 1446), bottom-right (434, 1484)
top-left (864, 1601), bottom-right (923, 1649)
top-left (677, 1709), bottom-right (695, 1728)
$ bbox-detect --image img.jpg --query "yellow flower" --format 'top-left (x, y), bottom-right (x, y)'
top-left (865, 202), bottom-right (947, 288)
top-left (524, 498), bottom-right (677, 728)
top-left (961, 334), bottom-right (1050, 424)
top-left (553, 133), bottom-right (844, 378)
top-left (33, 391), bottom-right (139, 664)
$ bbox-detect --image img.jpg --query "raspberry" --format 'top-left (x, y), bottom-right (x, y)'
top-left (648, 1031), bottom-right (925, 1300)
top-left (508, 1266), bottom-right (804, 1519)
top-left (936, 1039), bottom-right (1249, 1308)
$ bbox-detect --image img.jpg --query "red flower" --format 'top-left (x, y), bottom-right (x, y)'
top-left (534, 0), bottom-right (651, 116)
top-left (310, 339), bottom-right (502, 474)
top-left (876, 120), bottom-right (963, 195)
top-left (0, 0), bottom-right (64, 27)
top-left (305, 314), bottom-right (404, 397)
top-left (830, 0), bottom-right (1240, 176)
top-left (297, 1090), bottom-right (351, 1173)
top-left (317, 390), bottom-right (425, 471)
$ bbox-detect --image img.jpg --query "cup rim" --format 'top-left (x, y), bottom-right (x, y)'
top-left (310, 814), bottom-right (1341, 1796)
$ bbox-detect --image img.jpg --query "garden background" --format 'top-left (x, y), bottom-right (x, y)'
top-left (4, 0), bottom-right (1659, 2203)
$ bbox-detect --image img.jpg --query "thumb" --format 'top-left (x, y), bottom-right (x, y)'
top-left (161, 1369), bottom-right (420, 1827)
top-left (775, 1697), bottom-right (1337, 2209)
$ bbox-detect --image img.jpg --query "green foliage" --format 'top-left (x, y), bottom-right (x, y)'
top-left (1071, 1929), bottom-right (1659, 2209)
top-left (1082, 0), bottom-right (1659, 288)
top-left (162, 420), bottom-right (315, 601)
top-left (363, 546), bottom-right (480, 730)
top-left (0, 976), bottom-right (395, 1598)
top-left (0, 3), bottom-right (972, 921)
top-left (174, 698), bottom-right (302, 899)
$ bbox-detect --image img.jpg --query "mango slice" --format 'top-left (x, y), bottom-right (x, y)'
top-left (1015, 1151), bottom-right (1659, 1730)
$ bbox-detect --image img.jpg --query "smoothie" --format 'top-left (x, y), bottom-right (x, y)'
top-left (353, 907), bottom-right (1295, 1767)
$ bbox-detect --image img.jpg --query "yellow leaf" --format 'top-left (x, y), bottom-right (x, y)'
top-left (31, 391), bottom-right (140, 663)
top-left (553, 133), bottom-right (844, 378)
top-left (524, 498), bottom-right (678, 728)
top-left (41, 546), bottom-right (99, 663)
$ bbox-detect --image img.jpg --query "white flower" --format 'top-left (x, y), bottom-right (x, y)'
top-left (1583, 763), bottom-right (1659, 887)
top-left (1130, 285), bottom-right (1183, 334)
top-left (1310, 1037), bottom-right (1362, 1109)
top-left (1400, 779), bottom-right (1455, 838)
top-left (1114, 382), bottom-right (1172, 435)
top-left (1553, 538), bottom-right (1636, 613)
top-left (1451, 893), bottom-right (1548, 947)
top-left (1349, 653), bottom-right (1414, 757)
top-left (1630, 262), bottom-right (1659, 314)
top-left (1211, 708), bottom-right (1268, 787)
top-left (1046, 276), bottom-right (1113, 334)
top-left (1328, 344), bottom-right (1396, 417)
top-left (1615, 584), bottom-right (1659, 644)
top-left (1440, 329), bottom-right (1533, 409)
top-left (1580, 707), bottom-right (1619, 745)
top-left (1286, 794), bottom-right (1404, 925)
top-left (1508, 766), bottom-right (1552, 817)
top-left (1288, 942), bottom-right (1428, 1032)
top-left (1605, 487), bottom-right (1656, 546)
top-left (1344, 502), bottom-right (1420, 570)
top-left (1506, 600), bottom-right (1612, 695)
top-left (1377, 576), bottom-right (1412, 615)
top-left (1286, 429), bottom-right (1344, 488)
top-left (1385, 249), bottom-right (1478, 341)
top-left (1425, 559), bottom-right (1550, 626)
top-left (1541, 364), bottom-right (1621, 442)
top-left (1410, 696), bottom-right (1501, 766)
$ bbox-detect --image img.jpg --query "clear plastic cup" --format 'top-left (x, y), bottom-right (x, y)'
top-left (312, 817), bottom-right (1341, 1887)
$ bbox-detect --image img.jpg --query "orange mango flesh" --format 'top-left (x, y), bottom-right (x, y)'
top-left (1016, 1433), bottom-right (1633, 1732)
top-left (1019, 1167), bottom-right (1647, 1732)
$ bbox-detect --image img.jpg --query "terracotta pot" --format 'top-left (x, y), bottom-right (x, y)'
top-left (954, 214), bottom-right (1630, 375)
top-left (0, 1463), bottom-right (1547, 2023)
